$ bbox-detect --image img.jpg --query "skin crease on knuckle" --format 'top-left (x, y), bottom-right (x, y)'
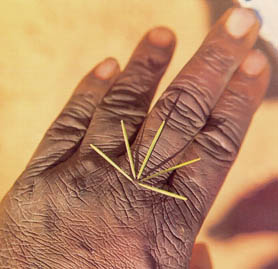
top-left (24, 92), bottom-right (98, 179)
top-left (194, 76), bottom-right (263, 165)
top-left (157, 86), bottom-right (209, 137)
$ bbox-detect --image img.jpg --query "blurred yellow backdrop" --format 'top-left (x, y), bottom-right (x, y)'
top-left (0, 1), bottom-right (277, 268)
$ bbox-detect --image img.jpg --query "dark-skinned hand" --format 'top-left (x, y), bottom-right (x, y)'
top-left (0, 7), bottom-right (271, 269)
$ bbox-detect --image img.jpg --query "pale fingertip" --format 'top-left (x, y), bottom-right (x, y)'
top-left (225, 8), bottom-right (258, 38)
top-left (148, 26), bottom-right (175, 48)
top-left (241, 50), bottom-right (268, 76)
top-left (94, 58), bottom-right (119, 80)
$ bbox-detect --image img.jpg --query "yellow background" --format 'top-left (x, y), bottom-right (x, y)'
top-left (0, 0), bottom-right (277, 268)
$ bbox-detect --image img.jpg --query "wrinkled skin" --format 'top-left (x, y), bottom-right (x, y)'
top-left (0, 8), bottom-right (271, 269)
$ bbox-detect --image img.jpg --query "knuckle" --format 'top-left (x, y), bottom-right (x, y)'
top-left (157, 81), bottom-right (210, 137)
top-left (196, 118), bottom-right (241, 163)
top-left (65, 93), bottom-right (96, 122)
top-left (198, 43), bottom-right (235, 75)
top-left (101, 79), bottom-right (149, 122)
top-left (226, 84), bottom-right (257, 110)
top-left (98, 49), bottom-right (170, 123)
top-left (108, 50), bottom-right (168, 100)
top-left (98, 72), bottom-right (152, 125)
top-left (48, 94), bottom-right (95, 138)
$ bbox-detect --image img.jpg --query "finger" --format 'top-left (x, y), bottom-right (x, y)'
top-left (26, 58), bottom-right (120, 175)
top-left (190, 243), bottom-right (212, 269)
top-left (139, 50), bottom-right (270, 268)
top-left (171, 49), bottom-right (271, 233)
top-left (132, 8), bottom-right (261, 177)
top-left (81, 27), bottom-right (176, 156)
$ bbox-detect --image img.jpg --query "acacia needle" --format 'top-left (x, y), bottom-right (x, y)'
top-left (138, 182), bottom-right (187, 201)
top-left (121, 120), bottom-right (136, 179)
top-left (90, 144), bottom-right (133, 182)
top-left (141, 158), bottom-right (201, 182)
top-left (137, 121), bottom-right (165, 180)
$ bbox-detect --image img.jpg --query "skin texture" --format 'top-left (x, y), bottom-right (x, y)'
top-left (0, 8), bottom-right (271, 269)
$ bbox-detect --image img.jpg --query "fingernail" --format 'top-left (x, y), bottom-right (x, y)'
top-left (148, 27), bottom-right (175, 48)
top-left (241, 50), bottom-right (267, 76)
top-left (94, 58), bottom-right (118, 80)
top-left (225, 8), bottom-right (257, 38)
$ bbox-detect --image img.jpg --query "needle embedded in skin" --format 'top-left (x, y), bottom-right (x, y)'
top-left (90, 144), bottom-right (133, 182)
top-left (90, 120), bottom-right (201, 201)
top-left (121, 120), bottom-right (136, 179)
top-left (141, 158), bottom-right (201, 182)
top-left (138, 182), bottom-right (188, 201)
top-left (137, 121), bottom-right (166, 180)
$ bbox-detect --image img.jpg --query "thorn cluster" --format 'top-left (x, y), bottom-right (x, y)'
top-left (90, 120), bottom-right (200, 201)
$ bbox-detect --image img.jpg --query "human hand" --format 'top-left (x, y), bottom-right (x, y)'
top-left (0, 7), bottom-right (271, 269)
